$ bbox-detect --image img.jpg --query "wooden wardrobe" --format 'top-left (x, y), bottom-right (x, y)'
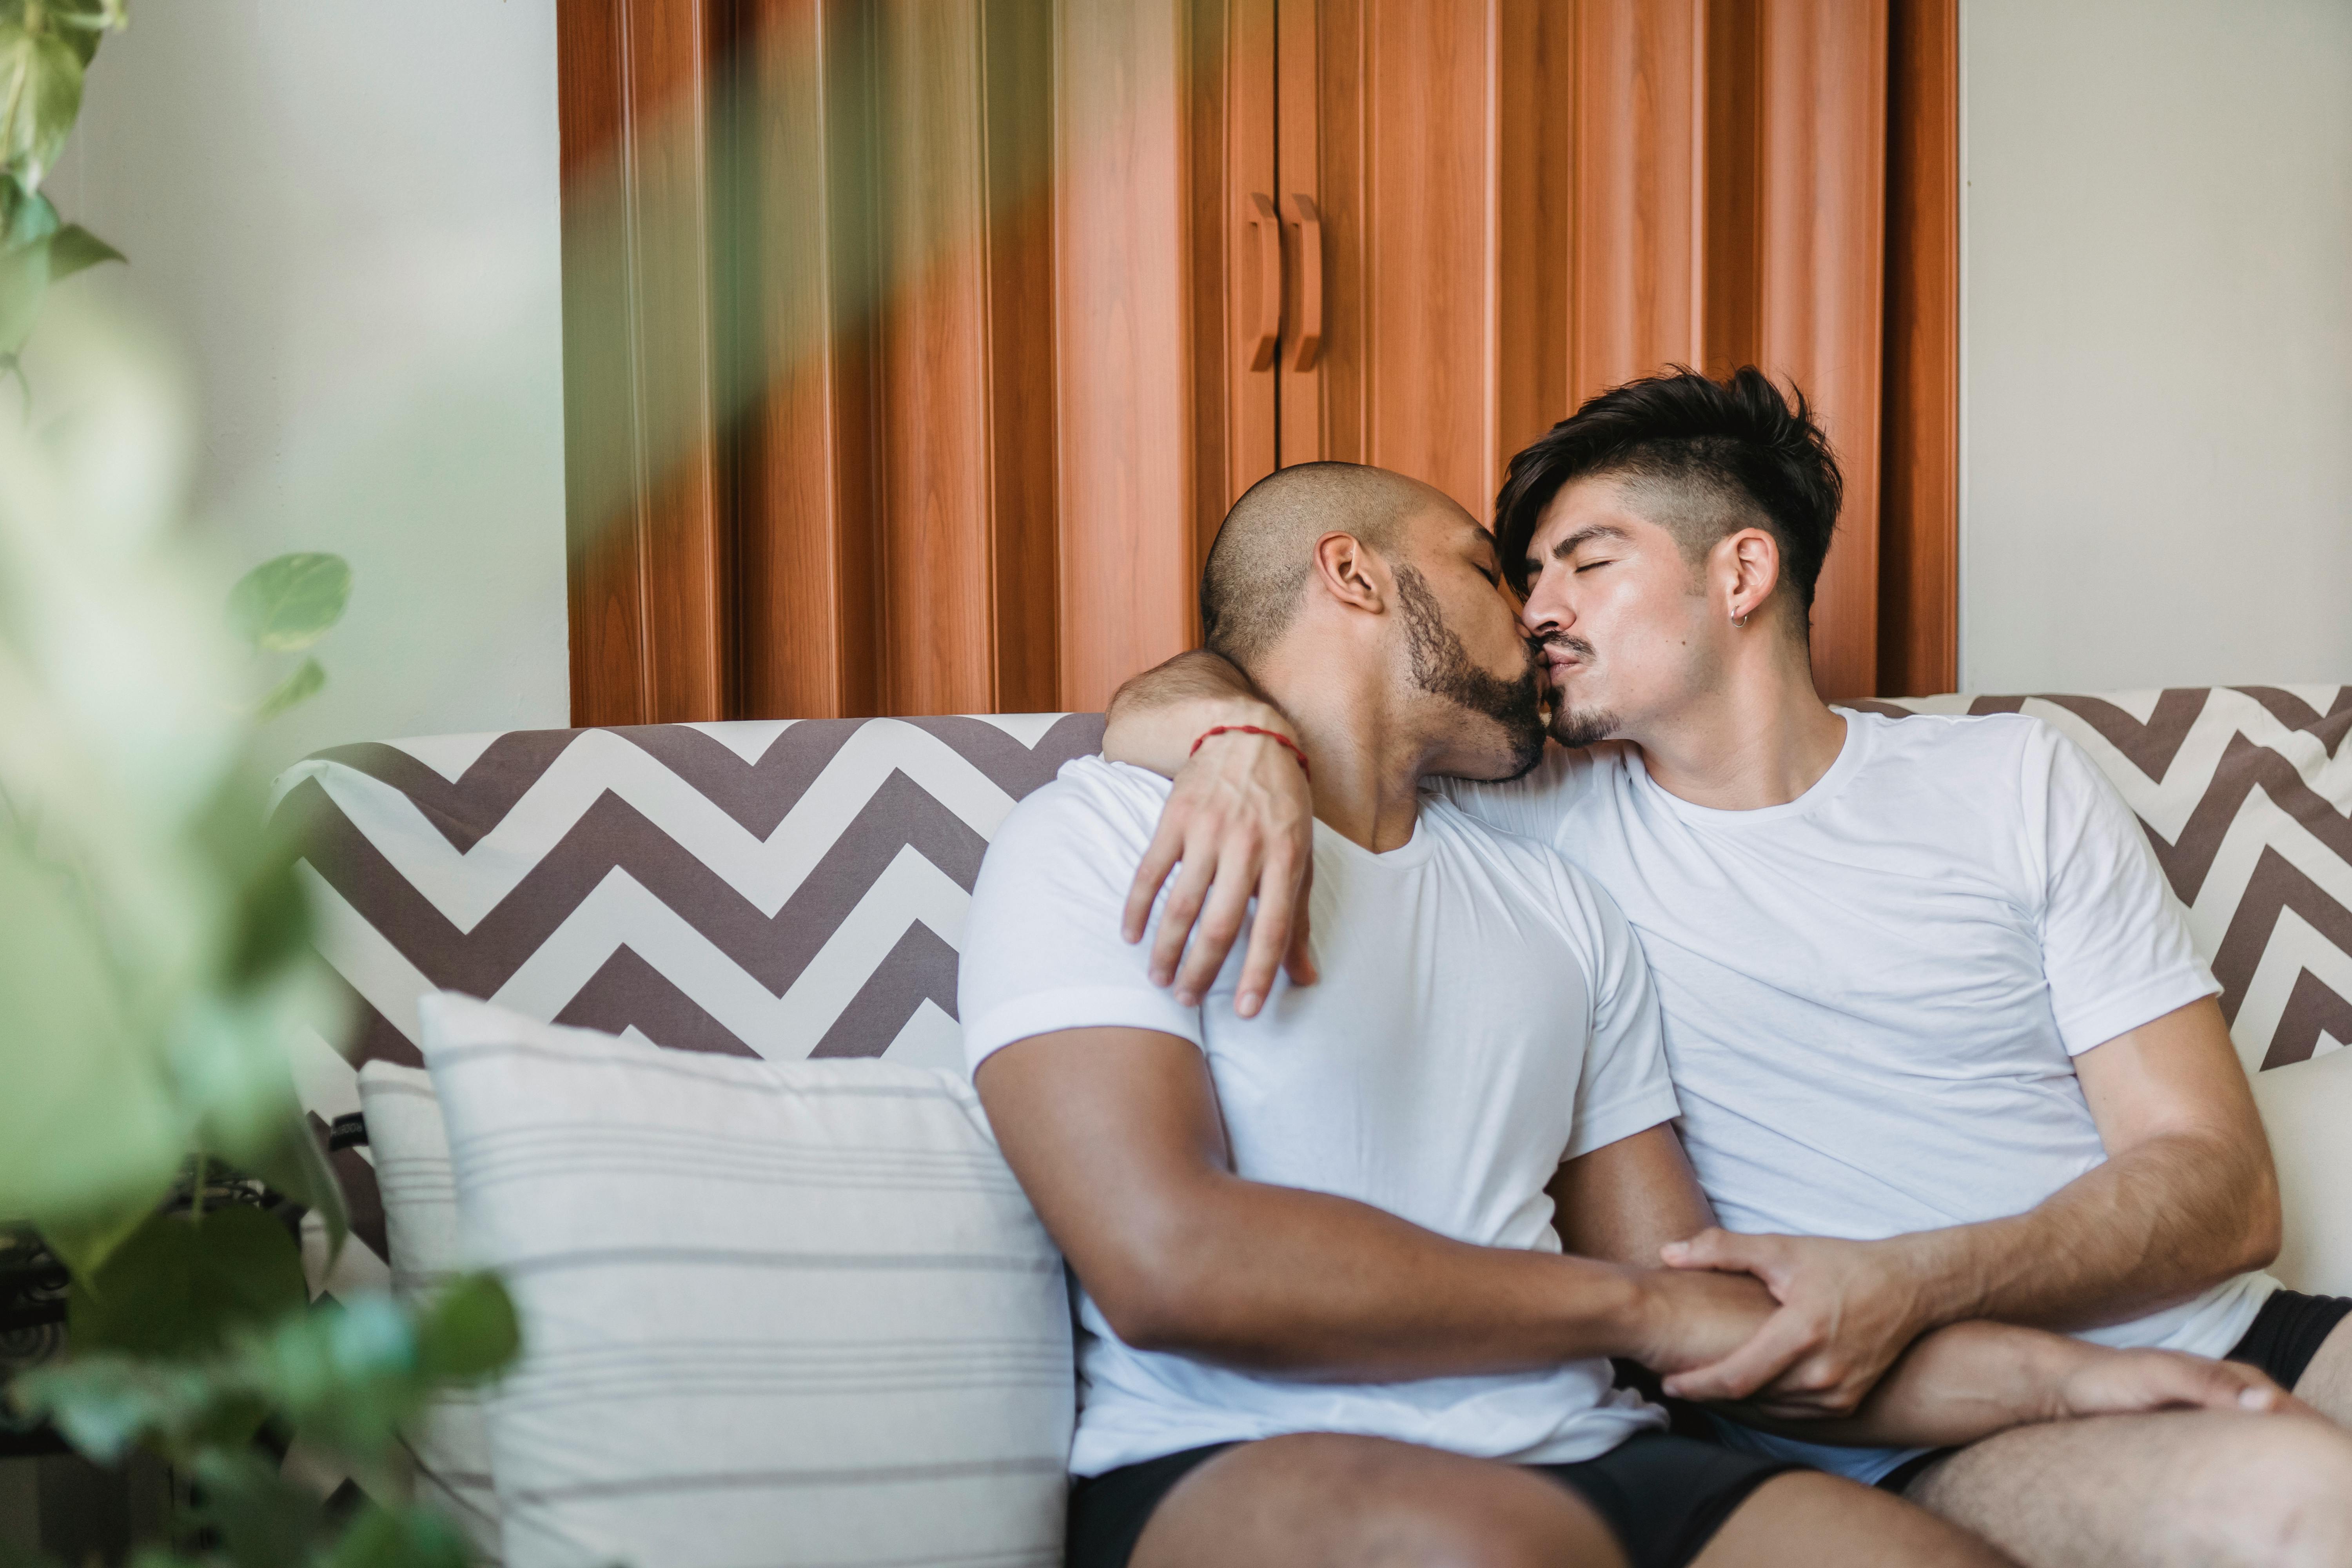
top-left (558, 0), bottom-right (1957, 723)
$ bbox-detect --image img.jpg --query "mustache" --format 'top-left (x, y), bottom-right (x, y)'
top-left (1536, 634), bottom-right (1595, 661)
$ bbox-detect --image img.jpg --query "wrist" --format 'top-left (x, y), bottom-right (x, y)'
top-left (1590, 1265), bottom-right (1669, 1365)
top-left (2009, 1327), bottom-right (2090, 1425)
top-left (1891, 1227), bottom-right (1987, 1333)
top-left (1190, 701), bottom-right (1295, 745)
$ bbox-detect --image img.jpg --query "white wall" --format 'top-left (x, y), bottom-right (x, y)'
top-left (47, 0), bottom-right (571, 771)
top-left (1962, 0), bottom-right (2352, 693)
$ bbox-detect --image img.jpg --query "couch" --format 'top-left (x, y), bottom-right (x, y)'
top-left (270, 689), bottom-right (2352, 1563)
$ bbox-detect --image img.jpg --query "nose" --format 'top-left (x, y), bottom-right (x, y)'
top-left (1519, 567), bottom-right (1568, 639)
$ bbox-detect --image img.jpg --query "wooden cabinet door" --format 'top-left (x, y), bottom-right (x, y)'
top-left (1273, 0), bottom-right (1533, 522)
top-left (1208, 0), bottom-right (1557, 526)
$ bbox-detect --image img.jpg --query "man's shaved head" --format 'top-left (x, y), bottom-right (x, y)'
top-left (1200, 462), bottom-right (1452, 670)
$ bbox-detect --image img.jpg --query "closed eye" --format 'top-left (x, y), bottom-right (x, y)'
top-left (1575, 559), bottom-right (1613, 574)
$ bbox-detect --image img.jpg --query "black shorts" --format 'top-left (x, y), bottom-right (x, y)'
top-left (1064, 1430), bottom-right (1803, 1568)
top-left (1877, 1287), bottom-right (2352, 1495)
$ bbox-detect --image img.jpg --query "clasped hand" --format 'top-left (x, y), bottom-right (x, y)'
top-left (1653, 1229), bottom-right (1930, 1418)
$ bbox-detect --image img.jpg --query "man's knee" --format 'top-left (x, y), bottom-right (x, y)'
top-left (1141, 1434), bottom-right (1623, 1568)
top-left (2187, 1420), bottom-right (2352, 1568)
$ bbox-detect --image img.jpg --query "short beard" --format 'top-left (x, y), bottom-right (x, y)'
top-left (1393, 564), bottom-right (1548, 780)
top-left (1548, 703), bottom-right (1619, 750)
top-left (1533, 634), bottom-right (1618, 750)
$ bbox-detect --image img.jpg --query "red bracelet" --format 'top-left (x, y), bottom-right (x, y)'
top-left (1191, 724), bottom-right (1310, 780)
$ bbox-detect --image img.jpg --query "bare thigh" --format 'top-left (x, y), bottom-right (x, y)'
top-left (1907, 1410), bottom-right (2352, 1568)
top-left (1695, 1470), bottom-right (2012, 1568)
top-left (1130, 1433), bottom-right (1626, 1568)
top-left (2287, 1311), bottom-right (2352, 1424)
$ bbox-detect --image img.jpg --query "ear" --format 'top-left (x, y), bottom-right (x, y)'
top-left (1309, 530), bottom-right (1389, 615)
top-left (1717, 528), bottom-right (1781, 626)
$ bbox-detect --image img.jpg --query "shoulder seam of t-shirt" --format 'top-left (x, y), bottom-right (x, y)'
top-left (1563, 1081), bottom-right (1682, 1163)
top-left (2053, 967), bottom-right (2222, 1058)
top-left (962, 986), bottom-right (1205, 1073)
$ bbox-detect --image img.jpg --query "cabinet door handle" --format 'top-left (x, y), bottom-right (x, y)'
top-left (1288, 194), bottom-right (1323, 372)
top-left (1247, 192), bottom-right (1282, 372)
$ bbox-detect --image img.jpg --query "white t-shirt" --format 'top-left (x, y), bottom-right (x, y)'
top-left (1443, 708), bottom-right (2277, 1483)
top-left (960, 757), bottom-right (1679, 1478)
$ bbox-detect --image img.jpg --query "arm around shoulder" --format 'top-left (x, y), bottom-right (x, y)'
top-left (1100, 651), bottom-right (1319, 1016)
top-left (1103, 649), bottom-right (1292, 777)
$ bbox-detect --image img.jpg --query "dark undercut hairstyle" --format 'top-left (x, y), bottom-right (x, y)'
top-left (1199, 461), bottom-right (1437, 671)
top-left (1493, 366), bottom-right (1842, 629)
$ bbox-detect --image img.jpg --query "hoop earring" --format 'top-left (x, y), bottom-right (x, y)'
top-left (1733, 613), bottom-right (1750, 628)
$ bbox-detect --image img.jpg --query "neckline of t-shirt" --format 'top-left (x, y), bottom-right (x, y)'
top-left (1310, 804), bottom-right (1437, 867)
top-left (1627, 708), bottom-right (1875, 829)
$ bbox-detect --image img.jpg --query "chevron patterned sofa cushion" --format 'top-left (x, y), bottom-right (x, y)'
top-left (271, 690), bottom-right (2351, 1290)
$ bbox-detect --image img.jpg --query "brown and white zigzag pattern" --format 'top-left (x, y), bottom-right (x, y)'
top-left (1857, 686), bottom-right (2352, 1076)
top-left (269, 713), bottom-right (1103, 1277)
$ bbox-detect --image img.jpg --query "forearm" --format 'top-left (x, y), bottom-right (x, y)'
top-left (1896, 1128), bottom-right (2277, 1335)
top-left (1730, 1321), bottom-right (2079, 1450)
top-left (1114, 1174), bottom-right (1662, 1380)
top-left (1103, 650), bottom-right (1291, 777)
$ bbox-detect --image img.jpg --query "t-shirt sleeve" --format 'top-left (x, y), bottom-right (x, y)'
top-left (2026, 722), bottom-right (2220, 1056)
top-left (957, 765), bottom-right (1205, 1076)
top-left (1556, 865), bottom-right (1681, 1160)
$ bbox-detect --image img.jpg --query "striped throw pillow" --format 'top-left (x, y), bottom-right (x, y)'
top-left (417, 992), bottom-right (1074, 1568)
top-left (357, 1061), bottom-right (506, 1561)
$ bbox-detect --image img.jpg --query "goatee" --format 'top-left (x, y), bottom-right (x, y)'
top-left (1393, 565), bottom-right (1548, 780)
top-left (1548, 703), bottom-right (1619, 751)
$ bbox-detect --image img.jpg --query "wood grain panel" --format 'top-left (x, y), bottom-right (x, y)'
top-left (980, 0), bottom-right (1060, 713)
top-left (1220, 0), bottom-right (1278, 512)
top-left (1757, 0), bottom-right (1888, 701)
top-left (1700, 0), bottom-right (1762, 376)
top-left (1305, 0), bottom-right (1494, 519)
top-left (1490, 0), bottom-right (1573, 504)
top-left (559, 0), bottom-right (728, 724)
top-left (870, 0), bottom-right (998, 715)
top-left (1054, 0), bottom-right (1198, 711)
top-left (1570, 0), bottom-right (1705, 402)
top-left (1877, 0), bottom-right (1958, 697)
top-left (1273, 0), bottom-right (1327, 466)
top-left (736, 0), bottom-right (880, 720)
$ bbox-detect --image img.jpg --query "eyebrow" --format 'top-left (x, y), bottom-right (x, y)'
top-left (1532, 524), bottom-right (1631, 566)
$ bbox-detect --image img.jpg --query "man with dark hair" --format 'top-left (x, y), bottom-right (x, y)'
top-left (1100, 368), bottom-right (2352, 1567)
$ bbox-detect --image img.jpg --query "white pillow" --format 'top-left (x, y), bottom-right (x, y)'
top-left (2250, 1044), bottom-right (2352, 1298)
top-left (416, 993), bottom-right (1074, 1568)
top-left (356, 1061), bottom-right (506, 1563)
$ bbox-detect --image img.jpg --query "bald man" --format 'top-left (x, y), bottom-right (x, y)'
top-left (956, 463), bottom-right (2286, 1568)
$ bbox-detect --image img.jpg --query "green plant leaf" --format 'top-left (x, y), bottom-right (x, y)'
top-left (46, 220), bottom-right (120, 279)
top-left (238, 1109), bottom-right (349, 1264)
top-left (413, 1272), bottom-right (521, 1384)
top-left (41, 0), bottom-right (129, 69)
top-left (68, 1205), bottom-right (309, 1360)
top-left (189, 1449), bottom-right (329, 1568)
top-left (318, 1504), bottom-right (471, 1568)
top-left (228, 553), bottom-right (352, 653)
top-left (0, 23), bottom-right (83, 188)
top-left (9, 1354), bottom-right (222, 1465)
top-left (257, 654), bottom-right (327, 718)
top-left (0, 828), bottom-right (186, 1229)
top-left (0, 177), bottom-right (54, 353)
top-left (35, 1180), bottom-right (172, 1283)
top-left (252, 1294), bottom-right (420, 1457)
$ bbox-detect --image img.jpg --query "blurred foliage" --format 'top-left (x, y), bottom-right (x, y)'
top-left (14, 1274), bottom-right (519, 1568)
top-left (229, 553), bottom-right (351, 721)
top-left (0, 12), bottom-right (517, 1556)
top-left (0, 0), bottom-right (127, 368)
